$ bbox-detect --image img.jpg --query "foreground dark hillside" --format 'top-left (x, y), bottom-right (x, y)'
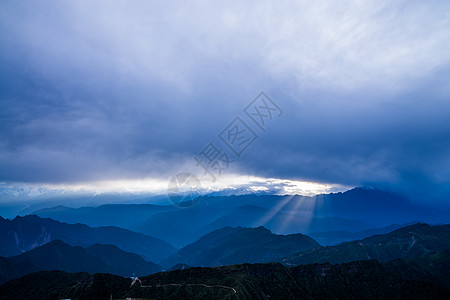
top-left (1, 251), bottom-right (450, 300)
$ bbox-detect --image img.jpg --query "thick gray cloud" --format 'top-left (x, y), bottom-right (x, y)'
top-left (1, 0), bottom-right (450, 204)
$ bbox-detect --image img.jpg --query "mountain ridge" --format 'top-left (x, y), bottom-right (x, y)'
top-left (0, 240), bottom-right (161, 284)
top-left (27, 188), bottom-right (450, 247)
top-left (281, 223), bottom-right (450, 266)
top-left (161, 225), bottom-right (320, 268)
top-left (0, 215), bottom-right (176, 262)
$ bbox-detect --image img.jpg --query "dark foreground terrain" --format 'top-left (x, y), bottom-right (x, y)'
top-left (1, 250), bottom-right (450, 300)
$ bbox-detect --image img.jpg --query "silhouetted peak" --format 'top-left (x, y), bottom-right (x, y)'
top-left (37, 239), bottom-right (71, 249)
top-left (252, 226), bottom-right (271, 233)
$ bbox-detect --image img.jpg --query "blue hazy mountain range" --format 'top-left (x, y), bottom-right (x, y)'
top-left (161, 226), bottom-right (320, 268)
top-left (281, 223), bottom-right (450, 266)
top-left (307, 222), bottom-right (421, 246)
top-left (0, 240), bottom-right (161, 284)
top-left (0, 215), bottom-right (175, 262)
top-left (1, 221), bottom-right (450, 298)
top-left (163, 223), bottom-right (450, 269)
top-left (2, 217), bottom-right (450, 286)
top-left (29, 188), bottom-right (450, 247)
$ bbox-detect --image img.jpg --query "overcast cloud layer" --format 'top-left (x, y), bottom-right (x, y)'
top-left (1, 0), bottom-right (450, 204)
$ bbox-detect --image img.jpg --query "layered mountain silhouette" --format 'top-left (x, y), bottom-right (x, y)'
top-left (2, 189), bottom-right (450, 299)
top-left (0, 215), bottom-right (175, 262)
top-left (32, 203), bottom-right (178, 229)
top-left (1, 221), bottom-right (450, 299)
top-left (281, 223), bottom-right (450, 266)
top-left (31, 188), bottom-right (450, 247)
top-left (161, 226), bottom-right (320, 268)
top-left (2, 251), bottom-right (450, 300)
top-left (0, 240), bottom-right (161, 284)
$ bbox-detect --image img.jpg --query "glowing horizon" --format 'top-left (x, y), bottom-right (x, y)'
top-left (0, 175), bottom-right (351, 203)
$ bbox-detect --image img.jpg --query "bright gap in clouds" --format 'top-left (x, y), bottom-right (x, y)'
top-left (0, 175), bottom-right (350, 204)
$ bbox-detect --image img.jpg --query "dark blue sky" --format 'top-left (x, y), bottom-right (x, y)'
top-left (1, 1), bottom-right (450, 205)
